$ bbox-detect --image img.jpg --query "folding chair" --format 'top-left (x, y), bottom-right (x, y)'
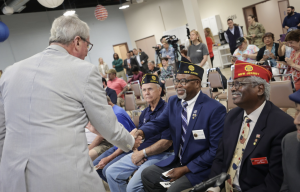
top-left (201, 82), bottom-right (212, 98)
top-left (226, 80), bottom-right (237, 112)
top-left (124, 91), bottom-right (137, 112)
top-left (131, 110), bottom-right (140, 128)
top-left (165, 77), bottom-right (174, 87)
top-left (130, 81), bottom-right (147, 107)
top-left (207, 68), bottom-right (226, 101)
top-left (166, 87), bottom-right (177, 102)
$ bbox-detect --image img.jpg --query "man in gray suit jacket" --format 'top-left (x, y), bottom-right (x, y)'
top-left (280, 90), bottom-right (300, 192)
top-left (0, 15), bottom-right (141, 192)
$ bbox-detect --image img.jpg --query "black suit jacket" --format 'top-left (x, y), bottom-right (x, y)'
top-left (256, 43), bottom-right (285, 62)
top-left (138, 52), bottom-right (149, 73)
top-left (124, 58), bottom-right (139, 76)
top-left (105, 87), bottom-right (117, 104)
top-left (209, 101), bottom-right (295, 192)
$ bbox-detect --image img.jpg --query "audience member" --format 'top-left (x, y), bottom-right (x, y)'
top-left (282, 6), bottom-right (300, 30)
top-left (180, 49), bottom-right (188, 58)
top-left (204, 27), bottom-right (215, 67)
top-left (124, 52), bottom-right (139, 76)
top-left (128, 65), bottom-right (144, 84)
top-left (280, 90), bottom-right (300, 192)
top-left (93, 96), bottom-right (136, 182)
top-left (159, 57), bottom-right (174, 97)
top-left (187, 29), bottom-right (209, 85)
top-left (155, 44), bottom-right (163, 66)
top-left (225, 19), bottom-right (244, 55)
top-left (106, 74), bottom-right (173, 192)
top-left (232, 37), bottom-right (259, 64)
top-left (256, 32), bottom-right (285, 67)
top-left (133, 48), bottom-right (149, 73)
top-left (147, 61), bottom-right (161, 77)
top-left (102, 77), bottom-right (117, 104)
top-left (85, 122), bottom-right (113, 161)
top-left (129, 50), bottom-right (134, 57)
top-left (160, 41), bottom-right (175, 65)
top-left (139, 48), bottom-right (142, 53)
top-left (246, 15), bottom-right (266, 48)
top-left (112, 53), bottom-right (127, 82)
top-left (206, 62), bottom-right (295, 192)
top-left (98, 57), bottom-right (109, 78)
top-left (283, 30), bottom-right (300, 91)
top-left (107, 69), bottom-right (129, 106)
top-left (136, 60), bottom-right (226, 192)
top-left (0, 14), bottom-right (141, 192)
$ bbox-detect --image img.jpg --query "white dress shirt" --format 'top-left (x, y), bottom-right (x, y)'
top-left (136, 54), bottom-right (142, 66)
top-left (224, 26), bottom-right (244, 43)
top-left (207, 101), bottom-right (266, 192)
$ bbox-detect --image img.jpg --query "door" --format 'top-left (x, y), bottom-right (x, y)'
top-left (113, 43), bottom-right (129, 60)
top-left (135, 35), bottom-right (157, 62)
top-left (278, 0), bottom-right (289, 34)
top-left (202, 18), bottom-right (210, 30)
top-left (208, 16), bottom-right (219, 36)
top-left (243, 6), bottom-right (256, 33)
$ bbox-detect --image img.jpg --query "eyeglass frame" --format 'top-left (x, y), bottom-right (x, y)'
top-left (80, 36), bottom-right (93, 51)
top-left (228, 81), bottom-right (258, 90)
top-left (173, 78), bottom-right (200, 86)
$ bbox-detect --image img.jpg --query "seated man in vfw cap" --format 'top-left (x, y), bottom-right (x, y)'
top-left (205, 60), bottom-right (296, 192)
top-left (136, 59), bottom-right (227, 192)
top-left (280, 90), bottom-right (300, 192)
top-left (105, 74), bottom-right (174, 192)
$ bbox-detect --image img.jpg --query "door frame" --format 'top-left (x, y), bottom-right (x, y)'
top-left (112, 42), bottom-right (129, 52)
top-left (243, 0), bottom-right (269, 31)
top-left (278, 0), bottom-right (290, 33)
top-left (135, 35), bottom-right (156, 44)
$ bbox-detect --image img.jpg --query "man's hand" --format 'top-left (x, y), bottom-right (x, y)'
top-left (131, 149), bottom-right (146, 165)
top-left (285, 26), bottom-right (289, 30)
top-left (166, 166), bottom-right (190, 182)
top-left (85, 122), bottom-right (100, 136)
top-left (96, 156), bottom-right (112, 170)
top-left (161, 80), bottom-right (165, 84)
top-left (117, 93), bottom-right (123, 98)
top-left (113, 65), bottom-right (116, 68)
top-left (134, 129), bottom-right (145, 140)
top-left (131, 128), bottom-right (143, 149)
top-left (141, 61), bottom-right (144, 64)
top-left (298, 23), bottom-right (300, 27)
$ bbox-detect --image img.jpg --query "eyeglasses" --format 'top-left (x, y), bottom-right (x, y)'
top-left (80, 36), bottom-right (93, 51)
top-left (228, 81), bottom-right (256, 89)
top-left (173, 78), bottom-right (199, 86)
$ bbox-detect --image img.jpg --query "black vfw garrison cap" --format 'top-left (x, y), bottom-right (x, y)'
top-left (177, 57), bottom-right (204, 80)
top-left (141, 74), bottom-right (159, 85)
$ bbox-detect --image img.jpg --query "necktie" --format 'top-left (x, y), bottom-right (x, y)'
top-left (225, 116), bottom-right (251, 192)
top-left (179, 101), bottom-right (188, 164)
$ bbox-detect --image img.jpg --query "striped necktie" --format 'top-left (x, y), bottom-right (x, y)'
top-left (179, 101), bottom-right (188, 164)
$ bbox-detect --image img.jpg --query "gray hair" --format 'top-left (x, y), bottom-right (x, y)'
top-left (148, 61), bottom-right (155, 65)
top-left (49, 14), bottom-right (90, 45)
top-left (247, 76), bottom-right (270, 100)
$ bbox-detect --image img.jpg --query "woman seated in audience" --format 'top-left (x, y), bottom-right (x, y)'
top-left (278, 28), bottom-right (298, 59)
top-left (98, 57), bottom-right (109, 78)
top-left (256, 32), bottom-right (285, 67)
top-left (127, 65), bottom-right (144, 85)
top-left (232, 37), bottom-right (259, 64)
top-left (282, 30), bottom-right (300, 91)
top-left (159, 57), bottom-right (173, 96)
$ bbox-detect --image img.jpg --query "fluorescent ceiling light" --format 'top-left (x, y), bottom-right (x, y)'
top-left (119, 5), bottom-right (129, 9)
top-left (63, 10), bottom-right (76, 16)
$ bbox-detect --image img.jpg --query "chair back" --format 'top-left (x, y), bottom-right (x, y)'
top-left (270, 81), bottom-right (296, 108)
top-left (166, 90), bottom-right (177, 102)
top-left (231, 65), bottom-right (235, 80)
top-left (165, 78), bottom-right (174, 87)
top-left (227, 80), bottom-right (237, 111)
top-left (166, 86), bottom-right (175, 92)
top-left (130, 81), bottom-right (142, 98)
top-left (201, 82), bottom-right (212, 98)
top-left (124, 91), bottom-right (137, 111)
top-left (207, 69), bottom-right (223, 89)
top-left (132, 110), bottom-right (140, 128)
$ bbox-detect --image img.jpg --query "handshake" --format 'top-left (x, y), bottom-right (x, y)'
top-left (130, 128), bottom-right (145, 150)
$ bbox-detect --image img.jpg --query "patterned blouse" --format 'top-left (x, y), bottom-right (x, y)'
top-left (286, 50), bottom-right (300, 83)
top-left (160, 65), bottom-right (174, 81)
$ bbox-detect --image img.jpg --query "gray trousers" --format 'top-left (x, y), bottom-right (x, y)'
top-left (141, 161), bottom-right (193, 192)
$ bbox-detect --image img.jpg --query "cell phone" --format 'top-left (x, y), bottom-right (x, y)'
top-left (264, 50), bottom-right (270, 56)
top-left (160, 175), bottom-right (171, 182)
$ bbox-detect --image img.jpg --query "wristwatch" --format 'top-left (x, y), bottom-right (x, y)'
top-left (143, 149), bottom-right (148, 157)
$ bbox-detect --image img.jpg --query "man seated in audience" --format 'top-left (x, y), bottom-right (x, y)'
top-left (206, 61), bottom-right (295, 192)
top-left (282, 6), bottom-right (300, 30)
top-left (127, 65), bottom-right (144, 84)
top-left (124, 51), bottom-right (139, 76)
top-left (107, 69), bottom-right (129, 106)
top-left (106, 74), bottom-right (173, 192)
top-left (85, 122), bottom-right (113, 161)
top-left (102, 77), bottom-right (117, 104)
top-left (280, 90), bottom-right (300, 192)
top-left (135, 58), bottom-right (227, 192)
top-left (93, 96), bottom-right (136, 182)
top-left (147, 61), bottom-right (161, 77)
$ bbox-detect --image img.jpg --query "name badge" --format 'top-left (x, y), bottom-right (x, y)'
top-left (196, 50), bottom-right (202, 52)
top-left (251, 157), bottom-right (268, 165)
top-left (192, 130), bottom-right (205, 140)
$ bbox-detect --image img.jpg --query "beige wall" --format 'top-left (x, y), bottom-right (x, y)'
top-left (123, 0), bottom-right (187, 48)
top-left (289, 0), bottom-right (300, 10)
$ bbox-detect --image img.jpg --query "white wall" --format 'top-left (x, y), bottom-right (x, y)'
top-left (122, 0), bottom-right (187, 47)
top-left (289, 0), bottom-right (300, 10)
top-left (0, 5), bottom-right (132, 70)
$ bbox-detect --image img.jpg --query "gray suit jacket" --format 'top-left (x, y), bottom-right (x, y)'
top-left (0, 45), bottom-right (134, 192)
top-left (280, 131), bottom-right (300, 192)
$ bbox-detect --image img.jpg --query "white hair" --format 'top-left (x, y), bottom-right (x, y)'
top-left (49, 14), bottom-right (90, 45)
top-left (247, 76), bottom-right (270, 100)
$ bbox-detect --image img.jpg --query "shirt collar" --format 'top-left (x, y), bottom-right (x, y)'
top-left (243, 101), bottom-right (266, 124)
top-left (104, 87), bottom-right (107, 91)
top-left (181, 90), bottom-right (201, 107)
top-left (46, 45), bottom-right (69, 54)
top-left (147, 98), bottom-right (164, 113)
